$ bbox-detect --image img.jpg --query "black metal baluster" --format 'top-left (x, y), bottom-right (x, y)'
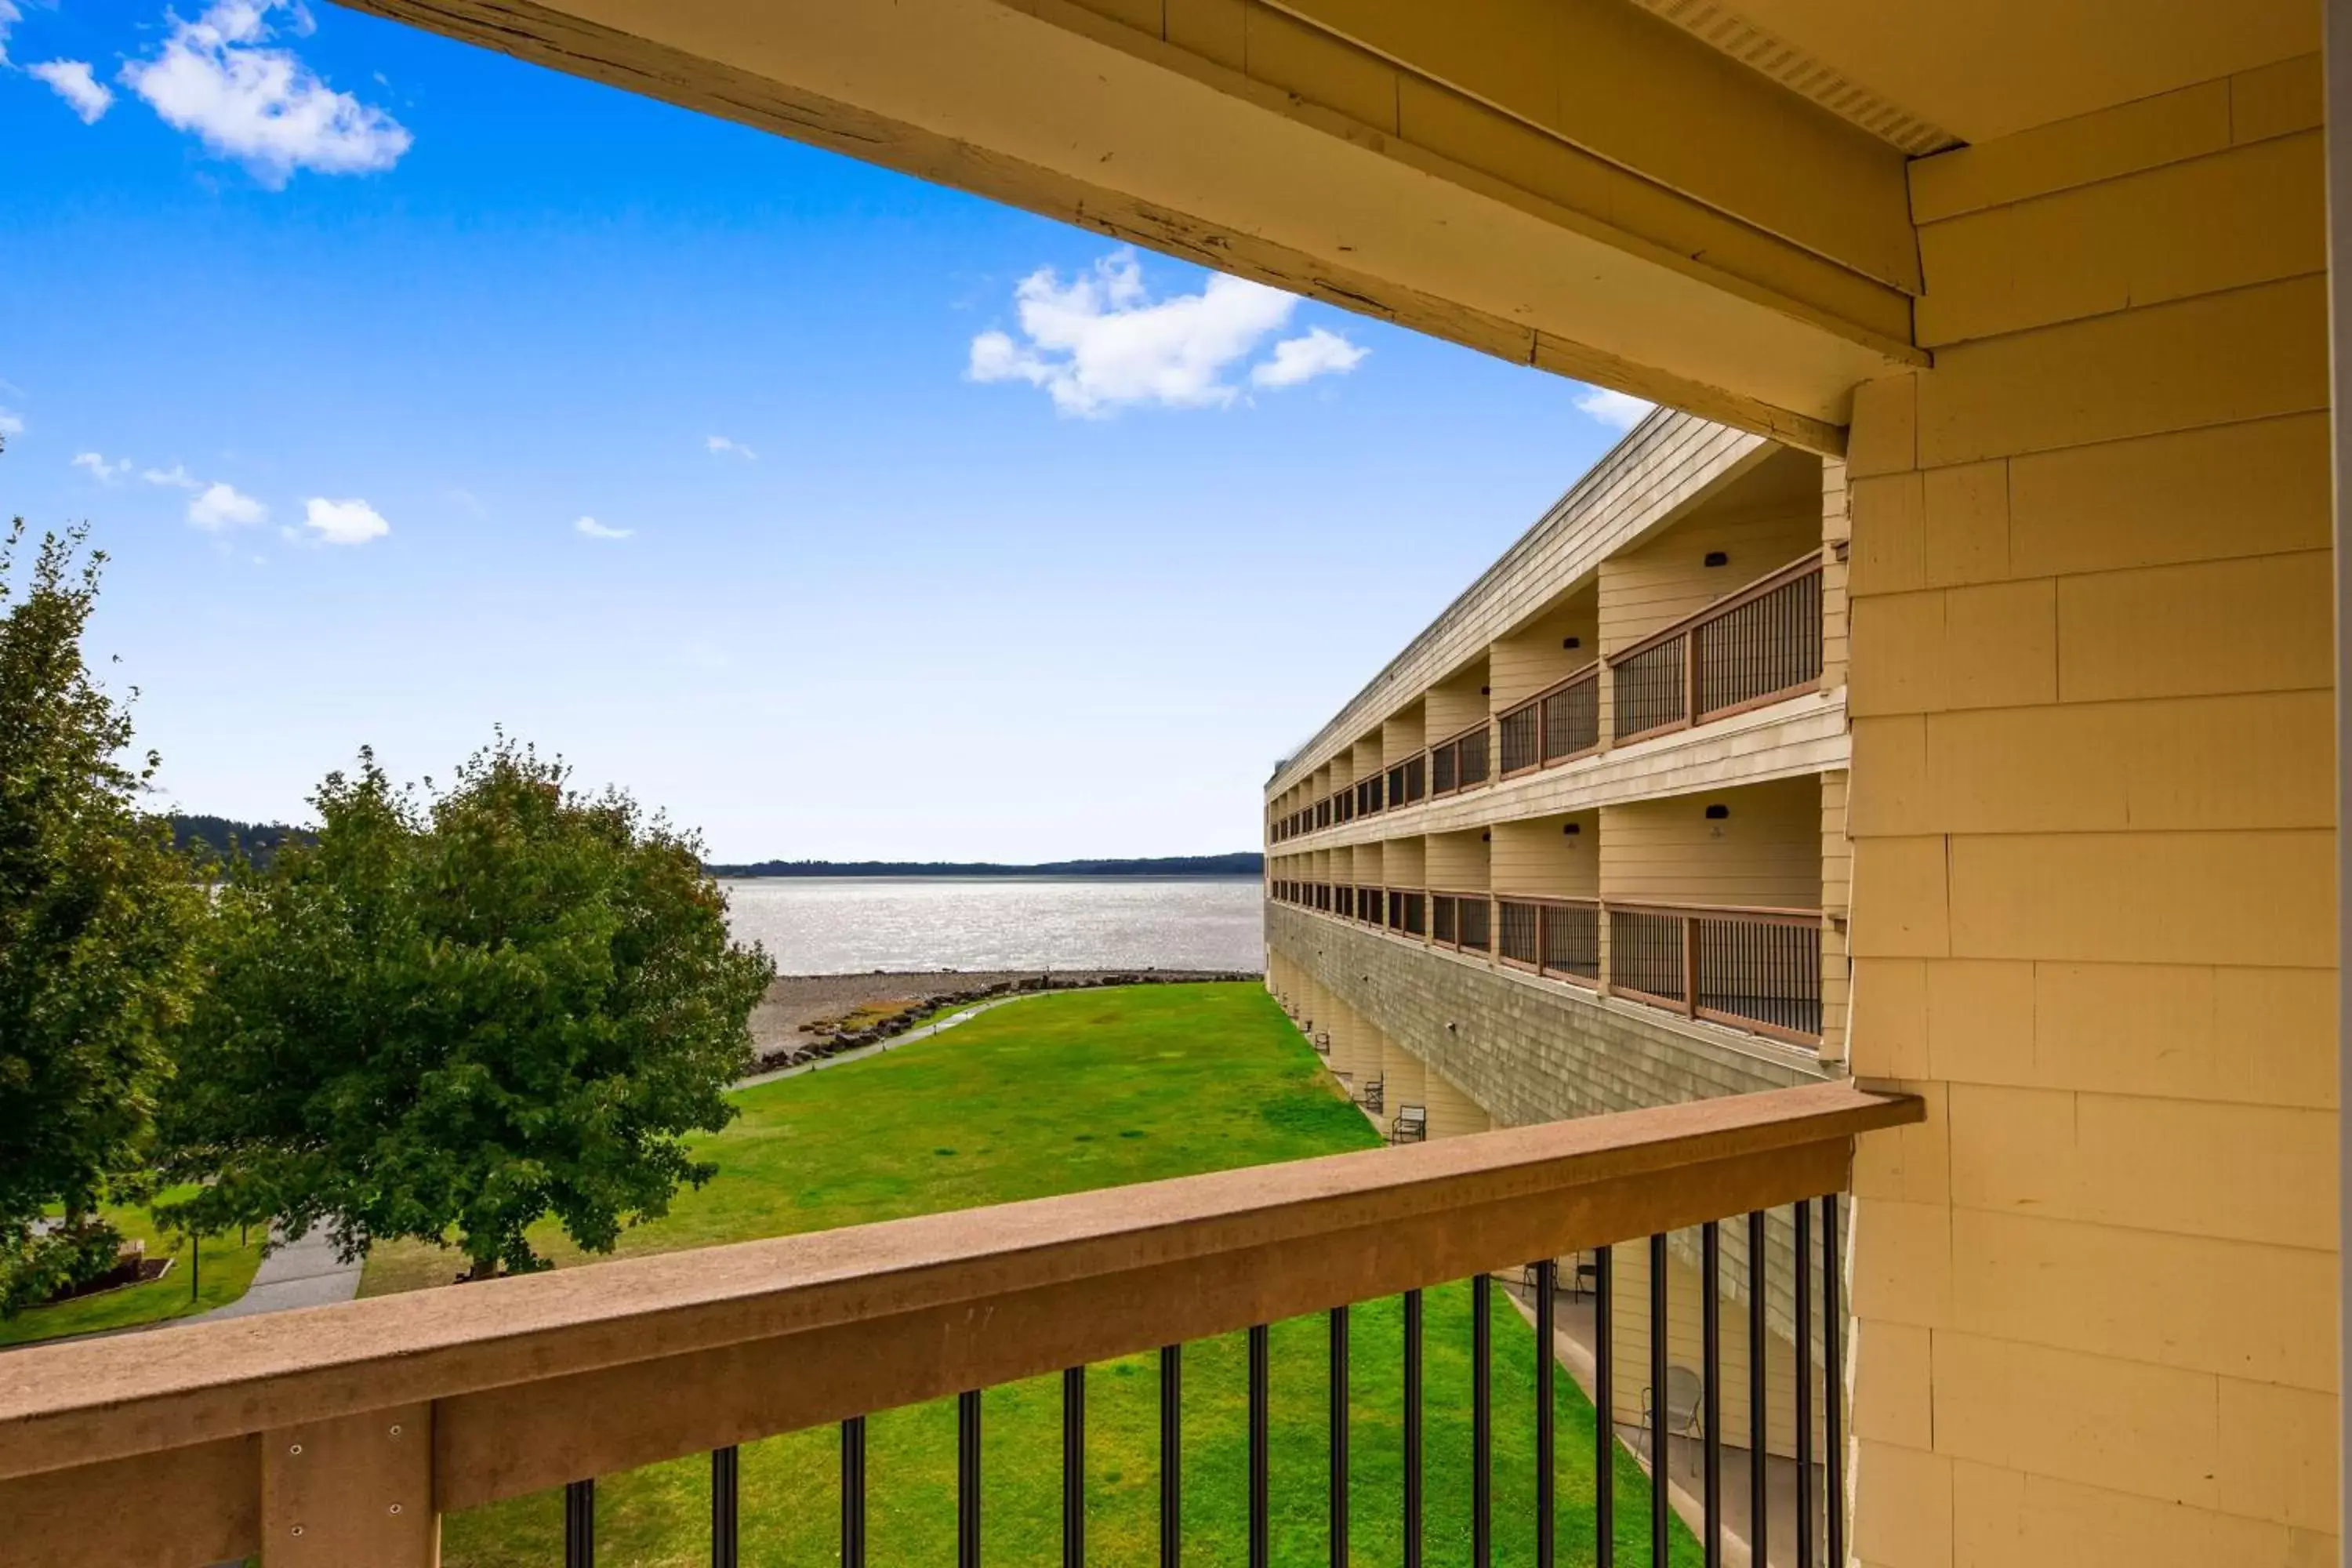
top-left (1161, 1344), bottom-right (1183, 1568)
top-left (1824, 1195), bottom-right (1845, 1568)
top-left (711, 1447), bottom-right (739, 1568)
top-left (1702, 1222), bottom-right (1722, 1568)
top-left (958, 1390), bottom-right (982, 1568)
top-left (1064, 1367), bottom-right (1086, 1568)
top-left (1330, 1305), bottom-right (1350, 1568)
top-left (1650, 1233), bottom-right (1668, 1568)
top-left (1534, 1260), bottom-right (1556, 1568)
top-left (564, 1479), bottom-right (594, 1568)
top-left (1795, 1202), bottom-right (1813, 1568)
top-left (1250, 1324), bottom-right (1271, 1568)
top-left (841, 1417), bottom-right (866, 1568)
top-left (1748, 1211), bottom-right (1769, 1568)
top-left (1595, 1245), bottom-right (1614, 1568)
top-left (1404, 1288), bottom-right (1425, 1568)
top-left (1474, 1272), bottom-right (1493, 1567)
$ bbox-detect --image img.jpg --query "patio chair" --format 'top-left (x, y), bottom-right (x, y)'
top-left (1389, 1104), bottom-right (1427, 1143)
top-left (1360, 1075), bottom-right (1384, 1113)
top-left (1642, 1365), bottom-right (1704, 1464)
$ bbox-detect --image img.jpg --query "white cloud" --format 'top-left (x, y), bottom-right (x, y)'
top-left (189, 481), bottom-right (267, 529)
top-left (968, 249), bottom-right (1362, 417)
top-left (302, 496), bottom-right (388, 545)
top-left (1249, 326), bottom-right (1369, 389)
top-left (120, 1), bottom-right (412, 187)
top-left (0, 1), bottom-right (18, 66)
top-left (71, 452), bottom-right (131, 483)
top-left (1576, 388), bottom-right (1655, 432)
top-left (704, 434), bottom-right (756, 460)
top-left (29, 60), bottom-right (113, 123)
top-left (573, 515), bottom-right (631, 540)
top-left (143, 462), bottom-right (201, 489)
top-left (0, 408), bottom-right (24, 437)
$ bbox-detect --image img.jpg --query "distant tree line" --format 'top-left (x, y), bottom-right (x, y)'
top-left (169, 813), bottom-right (314, 869)
top-left (707, 851), bottom-right (1265, 878)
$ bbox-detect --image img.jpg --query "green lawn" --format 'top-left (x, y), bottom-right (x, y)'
top-left (0, 1189), bottom-right (266, 1348)
top-left (369, 982), bottom-right (1699, 1566)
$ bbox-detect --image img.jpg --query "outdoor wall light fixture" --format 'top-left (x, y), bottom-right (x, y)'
top-left (1705, 804), bottom-right (1730, 819)
top-left (1563, 636), bottom-right (1582, 649)
top-left (1563, 822), bottom-right (1581, 835)
top-left (1704, 550), bottom-right (1730, 567)
top-left (1479, 684), bottom-right (1490, 695)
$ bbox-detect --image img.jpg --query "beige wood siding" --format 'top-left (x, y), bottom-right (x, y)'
top-left (1846, 64), bottom-right (2336, 1568)
top-left (1382, 702), bottom-right (1426, 766)
top-left (1489, 587), bottom-right (1599, 711)
top-left (1269, 415), bottom-right (1771, 800)
top-left (1425, 659), bottom-right (1490, 739)
top-left (1421, 1065), bottom-right (1492, 1138)
top-left (1382, 835), bottom-right (1426, 888)
top-left (1425, 828), bottom-right (1490, 892)
top-left (1379, 1040), bottom-right (1426, 1119)
top-left (1489, 811), bottom-right (1600, 898)
top-left (1599, 775), bottom-right (1823, 909)
top-left (1597, 446), bottom-right (1824, 658)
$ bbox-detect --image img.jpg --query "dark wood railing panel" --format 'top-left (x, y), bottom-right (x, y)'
top-left (1612, 635), bottom-right (1689, 741)
top-left (2, 1086), bottom-right (1920, 1555)
top-left (1539, 670), bottom-right (1601, 764)
top-left (1608, 906), bottom-right (1687, 1005)
top-left (1497, 704), bottom-right (1540, 775)
top-left (1496, 899), bottom-right (1539, 966)
top-left (1538, 902), bottom-right (1601, 982)
top-left (1607, 554), bottom-right (1825, 746)
top-left (1693, 563), bottom-right (1823, 722)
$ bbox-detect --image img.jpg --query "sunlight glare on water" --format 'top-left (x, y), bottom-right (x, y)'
top-left (718, 877), bottom-right (1265, 974)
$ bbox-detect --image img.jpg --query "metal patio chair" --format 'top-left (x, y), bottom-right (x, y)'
top-left (1642, 1365), bottom-right (1704, 1464)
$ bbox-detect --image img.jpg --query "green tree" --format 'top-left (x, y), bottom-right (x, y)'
top-left (0, 514), bottom-right (204, 1315)
top-left (162, 738), bottom-right (775, 1279)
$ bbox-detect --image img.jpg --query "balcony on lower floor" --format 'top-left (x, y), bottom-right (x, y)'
top-left (2, 1084), bottom-right (1918, 1568)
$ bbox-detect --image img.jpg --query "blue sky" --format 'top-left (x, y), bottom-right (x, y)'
top-left (0, 0), bottom-right (1644, 862)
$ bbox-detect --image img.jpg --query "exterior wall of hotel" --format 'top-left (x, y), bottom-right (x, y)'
top-left (1841, 59), bottom-right (2338, 1568)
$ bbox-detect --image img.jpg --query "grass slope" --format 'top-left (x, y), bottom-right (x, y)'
top-left (0, 1189), bottom-right (265, 1348)
top-left (375, 983), bottom-right (1698, 1566)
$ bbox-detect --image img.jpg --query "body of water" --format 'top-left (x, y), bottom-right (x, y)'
top-left (719, 877), bottom-right (1265, 975)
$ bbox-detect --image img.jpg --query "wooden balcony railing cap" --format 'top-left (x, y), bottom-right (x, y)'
top-left (1606, 899), bottom-right (1824, 921)
top-left (0, 1083), bottom-right (1918, 1490)
top-left (1495, 659), bottom-right (1601, 718)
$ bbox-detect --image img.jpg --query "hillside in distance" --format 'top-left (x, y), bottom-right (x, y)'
top-left (706, 852), bottom-right (1265, 878)
top-left (172, 818), bottom-right (1263, 880)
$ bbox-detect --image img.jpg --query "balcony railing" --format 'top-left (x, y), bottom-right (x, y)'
top-left (1428, 721), bottom-right (1490, 797)
top-left (1608, 903), bottom-right (1824, 1045)
top-left (0, 1085), bottom-right (1918, 1568)
top-left (1610, 554), bottom-right (1824, 746)
top-left (1279, 895), bottom-right (1823, 1045)
top-left (1497, 664), bottom-right (1602, 778)
top-left (1267, 557), bottom-right (1828, 846)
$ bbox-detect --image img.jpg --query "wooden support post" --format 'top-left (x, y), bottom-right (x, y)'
top-left (263, 1403), bottom-right (437, 1567)
top-left (1682, 916), bottom-right (1699, 1018)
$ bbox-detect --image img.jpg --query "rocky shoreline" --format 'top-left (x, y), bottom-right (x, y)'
top-left (747, 967), bottom-right (1263, 1073)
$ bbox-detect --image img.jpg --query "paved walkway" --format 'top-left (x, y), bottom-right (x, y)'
top-left (198, 1225), bottom-right (363, 1319)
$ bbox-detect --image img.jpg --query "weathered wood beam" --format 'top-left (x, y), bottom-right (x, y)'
top-left (326, 0), bottom-right (1933, 452)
